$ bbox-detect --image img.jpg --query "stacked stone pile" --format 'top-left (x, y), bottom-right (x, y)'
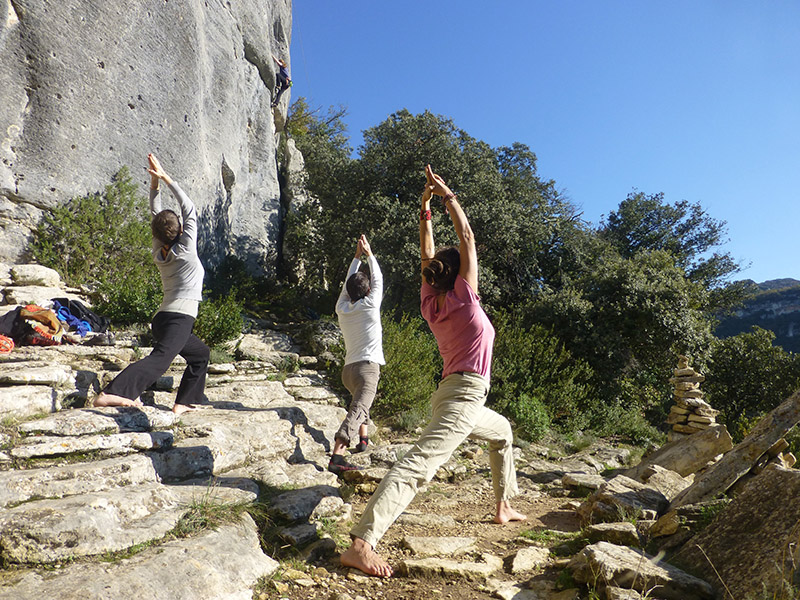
top-left (666, 356), bottom-right (719, 441)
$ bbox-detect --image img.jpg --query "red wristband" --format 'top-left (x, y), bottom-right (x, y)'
top-left (420, 209), bottom-right (431, 221)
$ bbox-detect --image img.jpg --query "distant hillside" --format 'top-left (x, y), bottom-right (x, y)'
top-left (716, 279), bottom-right (800, 352)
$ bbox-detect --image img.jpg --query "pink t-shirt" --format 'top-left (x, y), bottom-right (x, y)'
top-left (420, 275), bottom-right (495, 380)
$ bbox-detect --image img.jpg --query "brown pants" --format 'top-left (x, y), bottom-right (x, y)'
top-left (336, 360), bottom-right (380, 445)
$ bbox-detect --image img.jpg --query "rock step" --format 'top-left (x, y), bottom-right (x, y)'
top-left (0, 454), bottom-right (160, 508)
top-left (0, 514), bottom-right (277, 600)
top-left (0, 482), bottom-right (185, 564)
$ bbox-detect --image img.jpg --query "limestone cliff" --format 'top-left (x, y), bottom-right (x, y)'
top-left (0, 0), bottom-right (293, 276)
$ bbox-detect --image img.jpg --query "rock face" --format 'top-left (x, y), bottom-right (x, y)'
top-left (0, 0), bottom-right (292, 275)
top-left (672, 465), bottom-right (800, 600)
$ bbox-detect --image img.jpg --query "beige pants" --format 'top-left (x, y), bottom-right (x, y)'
top-left (350, 372), bottom-right (519, 548)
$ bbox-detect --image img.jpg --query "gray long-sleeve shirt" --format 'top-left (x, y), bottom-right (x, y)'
top-left (150, 181), bottom-right (204, 317)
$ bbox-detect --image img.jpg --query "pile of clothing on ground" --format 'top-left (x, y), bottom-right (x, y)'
top-left (0, 298), bottom-right (112, 354)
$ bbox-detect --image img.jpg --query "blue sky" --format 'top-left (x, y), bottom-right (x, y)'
top-left (289, 1), bottom-right (800, 284)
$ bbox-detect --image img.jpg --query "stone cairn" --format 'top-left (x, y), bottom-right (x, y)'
top-left (666, 356), bottom-right (718, 442)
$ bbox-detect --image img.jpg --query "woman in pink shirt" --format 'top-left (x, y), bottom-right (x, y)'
top-left (341, 165), bottom-right (525, 577)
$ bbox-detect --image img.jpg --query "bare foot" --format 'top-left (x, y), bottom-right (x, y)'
top-left (94, 393), bottom-right (143, 408)
top-left (494, 500), bottom-right (527, 524)
top-left (340, 537), bottom-right (393, 577)
top-left (172, 403), bottom-right (196, 415)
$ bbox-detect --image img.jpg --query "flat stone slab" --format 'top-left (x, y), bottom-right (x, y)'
top-left (402, 536), bottom-right (477, 557)
top-left (562, 472), bottom-right (607, 491)
top-left (0, 385), bottom-right (59, 418)
top-left (0, 454), bottom-right (160, 508)
top-left (509, 546), bottom-right (550, 573)
top-left (0, 515), bottom-right (277, 600)
top-left (3, 286), bottom-right (81, 306)
top-left (569, 542), bottom-right (714, 599)
top-left (396, 511), bottom-right (457, 529)
top-left (152, 407), bottom-right (310, 480)
top-left (241, 460), bottom-right (338, 490)
top-left (0, 362), bottom-right (75, 387)
top-left (288, 385), bottom-right (337, 402)
top-left (18, 406), bottom-right (177, 436)
top-left (283, 376), bottom-right (313, 387)
top-left (399, 554), bottom-right (503, 581)
top-left (10, 431), bottom-right (173, 459)
top-left (168, 476), bottom-right (260, 506)
top-left (585, 522), bottom-right (640, 547)
top-left (0, 482), bottom-right (183, 563)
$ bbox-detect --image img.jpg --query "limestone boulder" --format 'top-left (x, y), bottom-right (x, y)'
top-left (625, 424), bottom-right (732, 480)
top-left (234, 331), bottom-right (299, 362)
top-left (270, 486), bottom-right (341, 523)
top-left (585, 522), bottom-right (640, 547)
top-left (569, 542), bottom-right (714, 600)
top-left (10, 265), bottom-right (61, 287)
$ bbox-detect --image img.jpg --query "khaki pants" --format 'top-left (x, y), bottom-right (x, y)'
top-left (336, 360), bottom-right (380, 445)
top-left (350, 372), bottom-right (519, 548)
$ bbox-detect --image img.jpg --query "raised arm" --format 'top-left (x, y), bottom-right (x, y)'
top-left (426, 165), bottom-right (477, 292)
top-left (148, 153), bottom-right (198, 247)
top-left (336, 238), bottom-right (365, 310)
top-left (360, 235), bottom-right (383, 304)
top-left (420, 169), bottom-right (435, 274)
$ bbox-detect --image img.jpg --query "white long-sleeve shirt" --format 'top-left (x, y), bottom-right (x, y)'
top-left (335, 255), bottom-right (385, 366)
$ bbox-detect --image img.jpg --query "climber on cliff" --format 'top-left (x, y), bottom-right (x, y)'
top-left (271, 55), bottom-right (292, 107)
top-left (329, 234), bottom-right (385, 476)
top-left (93, 154), bottom-right (209, 414)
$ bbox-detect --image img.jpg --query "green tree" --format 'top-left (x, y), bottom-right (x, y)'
top-left (287, 107), bottom-right (589, 315)
top-left (30, 167), bottom-right (161, 323)
top-left (599, 191), bottom-right (741, 293)
top-left (535, 247), bottom-right (713, 380)
top-left (704, 326), bottom-right (800, 440)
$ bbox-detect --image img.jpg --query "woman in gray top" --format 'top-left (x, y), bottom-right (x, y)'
top-left (95, 154), bottom-right (209, 414)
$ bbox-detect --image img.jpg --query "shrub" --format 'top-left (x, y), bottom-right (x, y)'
top-left (374, 313), bottom-right (441, 429)
top-left (490, 310), bottom-right (594, 438)
top-left (194, 291), bottom-right (244, 347)
top-left (29, 167), bottom-right (161, 324)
